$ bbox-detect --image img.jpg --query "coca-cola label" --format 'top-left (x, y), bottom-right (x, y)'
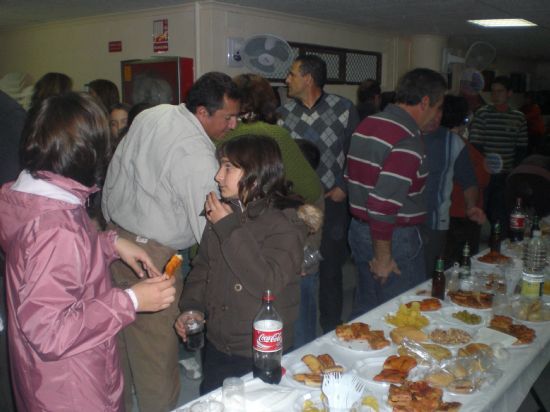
top-left (510, 214), bottom-right (525, 230)
top-left (253, 328), bottom-right (282, 352)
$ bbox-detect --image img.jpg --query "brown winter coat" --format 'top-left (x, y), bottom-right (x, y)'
top-left (180, 198), bottom-right (316, 357)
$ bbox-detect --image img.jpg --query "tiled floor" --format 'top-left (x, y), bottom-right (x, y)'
top-left (172, 252), bottom-right (549, 411)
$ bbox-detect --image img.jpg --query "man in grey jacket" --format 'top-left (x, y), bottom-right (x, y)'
top-left (102, 72), bottom-right (240, 412)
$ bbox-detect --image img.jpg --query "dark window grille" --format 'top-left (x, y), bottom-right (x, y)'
top-left (267, 42), bottom-right (381, 85)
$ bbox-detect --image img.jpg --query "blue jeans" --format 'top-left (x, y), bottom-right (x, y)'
top-left (349, 219), bottom-right (426, 318)
top-left (293, 272), bottom-right (319, 349)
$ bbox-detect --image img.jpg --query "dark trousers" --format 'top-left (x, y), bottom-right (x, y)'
top-left (200, 341), bottom-right (251, 395)
top-left (445, 217), bottom-right (482, 266)
top-left (421, 226), bottom-right (447, 279)
top-left (319, 198), bottom-right (350, 333)
top-left (485, 173), bottom-right (509, 236)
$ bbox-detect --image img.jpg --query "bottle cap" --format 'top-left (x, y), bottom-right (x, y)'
top-left (262, 290), bottom-right (274, 301)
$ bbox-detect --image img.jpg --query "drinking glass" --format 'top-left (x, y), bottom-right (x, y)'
top-left (181, 310), bottom-right (205, 351)
top-left (222, 377), bottom-right (245, 412)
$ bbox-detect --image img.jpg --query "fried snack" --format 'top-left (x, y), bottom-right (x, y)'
top-left (293, 373), bottom-right (322, 387)
top-left (293, 354), bottom-right (344, 386)
top-left (429, 328), bottom-right (472, 345)
top-left (317, 354), bottom-right (335, 369)
top-left (448, 290), bottom-right (493, 309)
top-left (390, 326), bottom-right (428, 344)
top-left (388, 380), bottom-right (456, 412)
top-left (457, 342), bottom-right (493, 358)
top-left (373, 368), bottom-right (407, 384)
top-left (405, 298), bottom-right (442, 311)
top-left (436, 402), bottom-right (462, 412)
top-left (426, 371), bottom-right (455, 388)
top-left (384, 355), bottom-right (417, 373)
top-left (351, 322), bottom-right (371, 338)
top-left (163, 253), bottom-right (183, 278)
top-left (335, 322), bottom-right (390, 350)
top-left (301, 354), bottom-right (323, 374)
top-left (478, 250), bottom-right (511, 265)
top-left (447, 378), bottom-right (476, 394)
top-left (489, 315), bottom-right (536, 345)
top-left (335, 324), bottom-right (355, 341)
top-left (421, 343), bottom-right (453, 362)
top-left (386, 303), bottom-right (430, 329)
top-left (447, 363), bottom-right (468, 379)
top-left (514, 300), bottom-right (550, 322)
top-left (399, 342), bottom-right (452, 363)
top-left (373, 355), bottom-right (417, 384)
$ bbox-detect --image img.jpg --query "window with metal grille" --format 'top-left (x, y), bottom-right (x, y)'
top-left (267, 42), bottom-right (381, 85)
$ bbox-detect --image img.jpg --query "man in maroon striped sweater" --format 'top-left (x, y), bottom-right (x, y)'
top-left (345, 68), bottom-right (447, 315)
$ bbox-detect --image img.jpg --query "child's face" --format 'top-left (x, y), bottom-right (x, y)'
top-left (215, 157), bottom-right (243, 200)
top-left (110, 109), bottom-right (128, 137)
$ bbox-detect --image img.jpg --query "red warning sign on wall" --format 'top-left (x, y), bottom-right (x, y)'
top-left (109, 41), bottom-right (122, 53)
top-left (153, 19), bottom-right (169, 53)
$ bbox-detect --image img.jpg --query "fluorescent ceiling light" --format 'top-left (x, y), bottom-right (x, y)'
top-left (468, 19), bottom-right (537, 27)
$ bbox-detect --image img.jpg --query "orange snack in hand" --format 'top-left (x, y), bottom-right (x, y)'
top-left (164, 254), bottom-right (183, 278)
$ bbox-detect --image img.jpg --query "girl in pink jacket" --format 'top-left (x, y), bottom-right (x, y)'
top-left (0, 92), bottom-right (176, 411)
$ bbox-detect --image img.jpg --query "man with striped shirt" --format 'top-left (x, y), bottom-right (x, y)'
top-left (469, 76), bottom-right (527, 234)
top-left (346, 68), bottom-right (447, 314)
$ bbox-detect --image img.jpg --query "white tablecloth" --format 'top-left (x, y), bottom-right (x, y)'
top-left (177, 280), bottom-right (550, 412)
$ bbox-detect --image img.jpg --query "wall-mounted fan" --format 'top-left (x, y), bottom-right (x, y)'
top-left (442, 41), bottom-right (496, 93)
top-left (442, 41), bottom-right (496, 73)
top-left (0, 72), bottom-right (34, 109)
top-left (226, 34), bottom-right (294, 77)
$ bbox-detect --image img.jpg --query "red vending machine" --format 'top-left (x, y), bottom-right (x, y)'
top-left (121, 56), bottom-right (194, 105)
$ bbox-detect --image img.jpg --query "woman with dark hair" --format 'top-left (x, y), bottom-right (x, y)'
top-left (87, 79), bottom-right (120, 112)
top-left (0, 92), bottom-right (176, 411)
top-left (222, 73), bottom-right (325, 348)
top-left (30, 72), bottom-right (72, 110)
top-left (109, 102), bottom-right (131, 141)
top-left (223, 73), bottom-right (323, 205)
top-left (176, 134), bottom-right (322, 394)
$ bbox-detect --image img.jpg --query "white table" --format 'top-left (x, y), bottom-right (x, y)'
top-left (177, 280), bottom-right (550, 412)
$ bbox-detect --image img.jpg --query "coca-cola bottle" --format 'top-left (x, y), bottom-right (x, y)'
top-left (252, 290), bottom-right (283, 384)
top-left (509, 197), bottom-right (526, 242)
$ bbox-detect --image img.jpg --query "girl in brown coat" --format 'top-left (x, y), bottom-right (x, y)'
top-left (176, 134), bottom-right (322, 394)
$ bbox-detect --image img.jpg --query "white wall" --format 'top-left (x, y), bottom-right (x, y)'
top-left (195, 1), bottom-right (408, 101)
top-left (0, 1), bottom-right (409, 103)
top-left (0, 5), bottom-right (196, 92)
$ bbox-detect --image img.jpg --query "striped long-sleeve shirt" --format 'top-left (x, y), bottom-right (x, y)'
top-left (469, 104), bottom-right (528, 172)
top-left (345, 104), bottom-right (427, 241)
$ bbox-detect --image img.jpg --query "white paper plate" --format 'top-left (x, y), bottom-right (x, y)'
top-left (292, 390), bottom-right (323, 412)
top-left (475, 327), bottom-right (519, 348)
top-left (329, 331), bottom-right (393, 354)
top-left (448, 297), bottom-right (493, 312)
top-left (425, 325), bottom-right (475, 348)
top-left (351, 357), bottom-right (426, 389)
top-left (282, 354), bottom-right (348, 389)
top-left (436, 307), bottom-right (489, 328)
top-left (398, 295), bottom-right (445, 312)
top-left (292, 388), bottom-right (387, 412)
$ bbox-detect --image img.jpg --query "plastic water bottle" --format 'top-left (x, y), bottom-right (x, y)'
top-left (521, 224), bottom-right (547, 298)
top-left (458, 243), bottom-right (473, 292)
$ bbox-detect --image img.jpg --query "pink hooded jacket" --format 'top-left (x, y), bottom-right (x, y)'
top-left (0, 171), bottom-right (136, 412)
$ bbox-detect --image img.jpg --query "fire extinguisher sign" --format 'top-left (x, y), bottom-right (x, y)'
top-left (153, 19), bottom-right (169, 53)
